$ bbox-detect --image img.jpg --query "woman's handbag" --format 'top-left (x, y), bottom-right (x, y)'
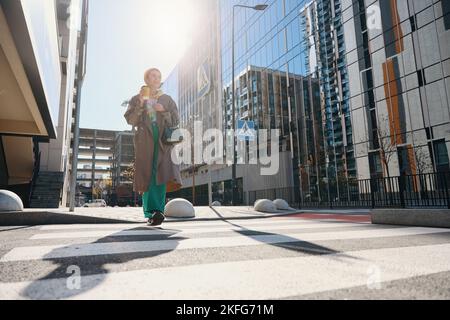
top-left (162, 126), bottom-right (184, 145)
top-left (161, 100), bottom-right (184, 145)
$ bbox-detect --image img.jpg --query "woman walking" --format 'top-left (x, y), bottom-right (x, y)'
top-left (124, 68), bottom-right (182, 226)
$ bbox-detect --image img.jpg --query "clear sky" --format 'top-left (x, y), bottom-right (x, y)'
top-left (80, 0), bottom-right (199, 131)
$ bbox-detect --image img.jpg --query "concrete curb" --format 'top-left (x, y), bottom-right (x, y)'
top-left (164, 211), bottom-right (302, 223)
top-left (0, 210), bottom-right (303, 226)
top-left (0, 211), bottom-right (134, 226)
top-left (371, 209), bottom-right (450, 228)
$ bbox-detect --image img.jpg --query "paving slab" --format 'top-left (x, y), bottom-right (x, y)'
top-left (0, 206), bottom-right (303, 226)
top-left (372, 209), bottom-right (450, 228)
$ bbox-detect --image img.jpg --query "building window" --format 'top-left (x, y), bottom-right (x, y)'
top-left (417, 69), bottom-right (425, 87)
top-left (410, 16), bottom-right (416, 32)
top-left (397, 146), bottom-right (412, 176)
top-left (430, 139), bottom-right (450, 173)
top-left (442, 0), bottom-right (450, 30)
top-left (369, 152), bottom-right (383, 179)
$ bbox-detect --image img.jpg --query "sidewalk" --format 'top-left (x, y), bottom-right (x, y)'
top-left (0, 206), bottom-right (371, 226)
top-left (0, 206), bottom-right (297, 226)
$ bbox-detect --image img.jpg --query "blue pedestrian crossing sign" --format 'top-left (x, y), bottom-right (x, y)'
top-left (237, 120), bottom-right (256, 141)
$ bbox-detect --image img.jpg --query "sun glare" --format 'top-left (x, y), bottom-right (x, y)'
top-left (145, 0), bottom-right (199, 67)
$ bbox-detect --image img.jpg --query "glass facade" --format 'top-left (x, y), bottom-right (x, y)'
top-left (219, 0), bottom-right (450, 204)
top-left (166, 0), bottom-right (222, 137)
top-left (21, 0), bottom-right (62, 132)
top-left (165, 0), bottom-right (450, 205)
top-left (163, 0), bottom-right (224, 204)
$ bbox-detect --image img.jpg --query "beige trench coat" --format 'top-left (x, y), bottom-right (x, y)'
top-left (124, 94), bottom-right (182, 194)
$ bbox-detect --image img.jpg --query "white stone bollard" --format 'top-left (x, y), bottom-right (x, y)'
top-left (254, 199), bottom-right (278, 213)
top-left (164, 198), bottom-right (195, 218)
top-left (273, 199), bottom-right (292, 210)
top-left (0, 190), bottom-right (24, 212)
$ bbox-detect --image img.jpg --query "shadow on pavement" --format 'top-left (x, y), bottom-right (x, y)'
top-left (20, 225), bottom-right (186, 299)
top-left (19, 208), bottom-right (361, 299)
top-left (0, 226), bottom-right (34, 232)
top-left (210, 207), bottom-right (357, 259)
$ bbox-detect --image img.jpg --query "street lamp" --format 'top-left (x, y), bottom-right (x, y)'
top-left (69, 0), bottom-right (89, 212)
top-left (231, 4), bottom-right (268, 206)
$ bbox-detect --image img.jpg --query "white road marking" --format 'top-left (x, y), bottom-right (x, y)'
top-left (1, 227), bottom-right (448, 262)
top-left (31, 222), bottom-right (375, 240)
top-left (38, 217), bottom-right (348, 231)
top-left (1, 243), bottom-right (449, 299)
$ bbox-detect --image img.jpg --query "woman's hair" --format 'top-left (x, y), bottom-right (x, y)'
top-left (144, 68), bottom-right (162, 81)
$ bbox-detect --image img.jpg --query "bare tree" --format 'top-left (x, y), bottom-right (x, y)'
top-left (123, 160), bottom-right (135, 182)
top-left (414, 146), bottom-right (433, 175)
top-left (375, 115), bottom-right (397, 179)
top-left (371, 114), bottom-right (400, 201)
top-left (92, 177), bottom-right (113, 200)
top-left (92, 180), bottom-right (103, 200)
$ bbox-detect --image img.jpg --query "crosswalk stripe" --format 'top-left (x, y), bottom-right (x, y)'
top-left (30, 222), bottom-right (376, 240)
top-left (1, 243), bottom-right (449, 299)
top-left (1, 227), bottom-right (448, 262)
top-left (38, 217), bottom-right (341, 231)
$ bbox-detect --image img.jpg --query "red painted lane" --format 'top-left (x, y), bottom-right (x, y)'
top-left (284, 213), bottom-right (372, 223)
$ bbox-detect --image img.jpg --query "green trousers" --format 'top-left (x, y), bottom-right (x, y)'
top-left (143, 122), bottom-right (167, 218)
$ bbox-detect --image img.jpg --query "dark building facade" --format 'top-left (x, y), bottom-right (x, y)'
top-left (111, 131), bottom-right (134, 190)
top-left (0, 0), bottom-right (88, 208)
top-left (76, 128), bottom-right (114, 203)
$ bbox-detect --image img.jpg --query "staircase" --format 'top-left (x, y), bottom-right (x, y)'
top-left (29, 172), bottom-right (64, 208)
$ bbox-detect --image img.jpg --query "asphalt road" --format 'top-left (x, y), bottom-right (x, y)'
top-left (0, 215), bottom-right (449, 299)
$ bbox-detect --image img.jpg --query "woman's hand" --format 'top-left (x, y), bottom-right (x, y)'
top-left (138, 88), bottom-right (146, 106)
top-left (136, 89), bottom-right (149, 115)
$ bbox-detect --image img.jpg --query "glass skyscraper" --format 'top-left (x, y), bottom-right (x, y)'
top-left (219, 0), bottom-right (450, 205)
top-left (167, 0), bottom-right (450, 206)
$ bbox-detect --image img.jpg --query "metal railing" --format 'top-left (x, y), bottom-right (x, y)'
top-left (248, 172), bottom-right (450, 209)
top-left (28, 148), bottom-right (41, 207)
